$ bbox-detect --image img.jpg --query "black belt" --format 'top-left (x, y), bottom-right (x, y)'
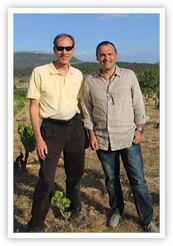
top-left (43, 114), bottom-right (78, 125)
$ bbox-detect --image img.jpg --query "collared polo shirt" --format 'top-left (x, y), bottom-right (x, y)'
top-left (83, 65), bottom-right (149, 151)
top-left (27, 62), bottom-right (83, 120)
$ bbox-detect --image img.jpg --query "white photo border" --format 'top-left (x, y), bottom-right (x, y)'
top-left (8, 7), bottom-right (165, 239)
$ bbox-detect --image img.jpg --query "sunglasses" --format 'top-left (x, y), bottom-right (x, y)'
top-left (55, 46), bottom-right (74, 51)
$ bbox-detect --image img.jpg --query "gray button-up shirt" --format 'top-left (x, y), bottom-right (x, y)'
top-left (83, 65), bottom-right (149, 151)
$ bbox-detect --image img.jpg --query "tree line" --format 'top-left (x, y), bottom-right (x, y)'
top-left (14, 61), bottom-right (159, 77)
top-left (14, 61), bottom-right (159, 101)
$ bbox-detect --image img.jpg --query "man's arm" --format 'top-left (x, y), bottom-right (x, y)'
top-left (29, 99), bottom-right (48, 160)
top-left (78, 99), bottom-right (84, 119)
top-left (131, 71), bottom-right (148, 145)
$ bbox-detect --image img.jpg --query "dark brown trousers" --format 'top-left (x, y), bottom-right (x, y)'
top-left (29, 114), bottom-right (85, 229)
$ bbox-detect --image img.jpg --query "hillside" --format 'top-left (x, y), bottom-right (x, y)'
top-left (14, 51), bottom-right (81, 68)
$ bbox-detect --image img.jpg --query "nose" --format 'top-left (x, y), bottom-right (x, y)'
top-left (104, 54), bottom-right (110, 60)
top-left (62, 48), bottom-right (67, 54)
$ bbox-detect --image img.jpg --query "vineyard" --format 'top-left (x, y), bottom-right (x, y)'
top-left (14, 62), bottom-right (159, 117)
top-left (13, 62), bottom-right (160, 233)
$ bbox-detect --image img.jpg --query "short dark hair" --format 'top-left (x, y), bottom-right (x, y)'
top-left (96, 41), bottom-right (117, 55)
top-left (53, 33), bottom-right (75, 47)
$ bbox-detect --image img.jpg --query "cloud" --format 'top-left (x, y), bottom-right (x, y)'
top-left (97, 14), bottom-right (129, 21)
top-left (97, 14), bottom-right (146, 21)
top-left (137, 15), bottom-right (145, 19)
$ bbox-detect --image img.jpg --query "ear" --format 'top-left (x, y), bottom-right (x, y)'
top-left (115, 52), bottom-right (118, 61)
top-left (72, 46), bottom-right (75, 55)
top-left (53, 46), bottom-right (56, 54)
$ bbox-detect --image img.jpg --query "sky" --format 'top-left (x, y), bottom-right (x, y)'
top-left (13, 10), bottom-right (161, 64)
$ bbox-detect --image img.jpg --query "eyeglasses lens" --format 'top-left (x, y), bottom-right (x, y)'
top-left (56, 46), bottom-right (73, 51)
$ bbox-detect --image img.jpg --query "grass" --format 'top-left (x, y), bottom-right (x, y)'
top-left (13, 98), bottom-right (160, 233)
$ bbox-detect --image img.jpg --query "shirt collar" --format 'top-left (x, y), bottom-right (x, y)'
top-left (115, 65), bottom-right (121, 77)
top-left (49, 62), bottom-right (74, 75)
top-left (94, 64), bottom-right (121, 78)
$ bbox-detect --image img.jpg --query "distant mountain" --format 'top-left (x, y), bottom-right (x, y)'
top-left (14, 51), bottom-right (81, 68)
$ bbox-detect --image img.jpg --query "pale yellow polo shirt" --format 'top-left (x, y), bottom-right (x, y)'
top-left (27, 62), bottom-right (83, 120)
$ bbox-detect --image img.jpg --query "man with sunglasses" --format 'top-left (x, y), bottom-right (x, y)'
top-left (83, 41), bottom-right (159, 232)
top-left (26, 33), bottom-right (86, 232)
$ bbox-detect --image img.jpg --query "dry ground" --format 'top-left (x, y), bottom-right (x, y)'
top-left (13, 98), bottom-right (160, 233)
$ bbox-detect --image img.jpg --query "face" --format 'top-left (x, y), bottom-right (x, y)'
top-left (96, 44), bottom-right (118, 72)
top-left (53, 36), bottom-right (75, 65)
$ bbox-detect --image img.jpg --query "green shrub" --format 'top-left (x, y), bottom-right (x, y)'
top-left (53, 191), bottom-right (71, 222)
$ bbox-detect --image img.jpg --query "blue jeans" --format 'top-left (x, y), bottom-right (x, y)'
top-left (97, 144), bottom-right (153, 225)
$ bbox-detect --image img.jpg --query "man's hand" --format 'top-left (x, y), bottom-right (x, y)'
top-left (36, 136), bottom-right (48, 160)
top-left (89, 129), bottom-right (99, 150)
top-left (133, 129), bottom-right (143, 145)
top-left (90, 136), bottom-right (99, 150)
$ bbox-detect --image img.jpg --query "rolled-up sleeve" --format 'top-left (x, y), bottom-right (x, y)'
top-left (131, 71), bottom-right (149, 125)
